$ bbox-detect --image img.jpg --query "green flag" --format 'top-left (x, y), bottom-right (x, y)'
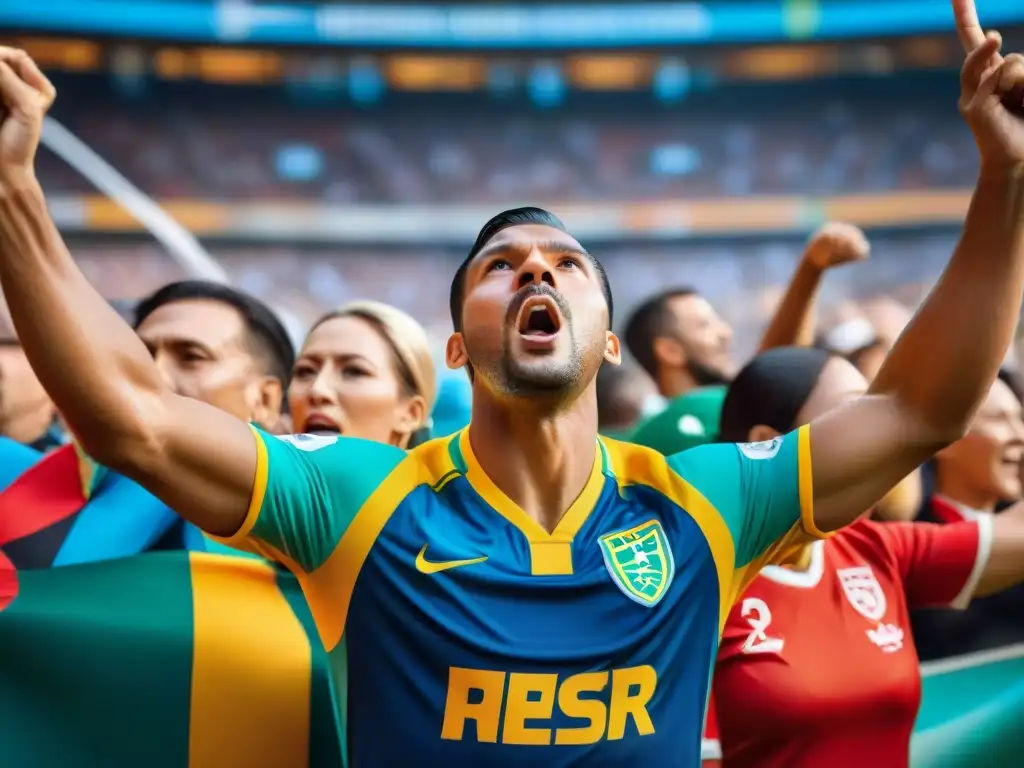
top-left (0, 552), bottom-right (343, 768)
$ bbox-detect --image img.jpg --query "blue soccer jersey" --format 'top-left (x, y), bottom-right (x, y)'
top-left (217, 425), bottom-right (820, 767)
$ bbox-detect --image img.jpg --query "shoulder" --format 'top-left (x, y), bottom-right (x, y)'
top-left (601, 436), bottom-right (677, 490)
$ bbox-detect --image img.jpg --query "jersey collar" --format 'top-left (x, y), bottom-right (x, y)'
top-left (451, 428), bottom-right (606, 576)
top-left (759, 540), bottom-right (826, 588)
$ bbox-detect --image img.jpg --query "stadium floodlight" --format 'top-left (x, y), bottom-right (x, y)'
top-left (39, 116), bottom-right (229, 284)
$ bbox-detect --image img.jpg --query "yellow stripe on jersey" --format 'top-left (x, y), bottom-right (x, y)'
top-left (212, 425), bottom-right (269, 547)
top-left (305, 436), bottom-right (457, 651)
top-left (459, 429), bottom-right (606, 576)
top-left (796, 425), bottom-right (828, 538)
top-left (600, 438), bottom-right (736, 632)
top-left (188, 553), bottom-right (311, 767)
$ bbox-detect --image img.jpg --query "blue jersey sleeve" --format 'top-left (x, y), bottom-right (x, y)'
top-left (213, 427), bottom-right (407, 574)
top-left (667, 425), bottom-right (817, 573)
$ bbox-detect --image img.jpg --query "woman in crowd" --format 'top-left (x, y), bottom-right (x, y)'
top-left (703, 346), bottom-right (1024, 768)
top-left (287, 300), bottom-right (436, 448)
top-left (180, 298), bottom-right (436, 554)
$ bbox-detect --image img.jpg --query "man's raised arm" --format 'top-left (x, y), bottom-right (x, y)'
top-left (809, 0), bottom-right (1024, 533)
top-left (0, 49), bottom-right (253, 536)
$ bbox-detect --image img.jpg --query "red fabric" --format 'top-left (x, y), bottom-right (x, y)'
top-left (706, 519), bottom-right (980, 768)
top-left (0, 444), bottom-right (86, 612)
top-left (0, 553), bottom-right (16, 611)
top-left (0, 444), bottom-right (84, 547)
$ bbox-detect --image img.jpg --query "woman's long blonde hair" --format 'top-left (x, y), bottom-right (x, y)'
top-left (311, 301), bottom-right (437, 432)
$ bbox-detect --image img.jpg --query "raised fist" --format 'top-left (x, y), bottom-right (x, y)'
top-left (955, 0), bottom-right (1024, 172)
top-left (0, 48), bottom-right (55, 189)
top-left (804, 222), bottom-right (870, 270)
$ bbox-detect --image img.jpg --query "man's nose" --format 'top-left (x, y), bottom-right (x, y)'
top-left (517, 251), bottom-right (555, 291)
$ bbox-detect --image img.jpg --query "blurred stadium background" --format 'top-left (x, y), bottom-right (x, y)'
top-left (5, 0), bottom-right (1024, 365)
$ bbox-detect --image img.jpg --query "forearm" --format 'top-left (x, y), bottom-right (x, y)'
top-left (870, 166), bottom-right (1024, 441)
top-left (757, 260), bottom-right (823, 352)
top-left (0, 178), bottom-right (166, 461)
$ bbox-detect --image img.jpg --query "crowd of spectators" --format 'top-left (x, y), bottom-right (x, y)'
top-left (37, 75), bottom-right (977, 204)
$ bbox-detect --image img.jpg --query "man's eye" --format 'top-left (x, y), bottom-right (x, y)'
top-left (558, 257), bottom-right (581, 269)
top-left (487, 259), bottom-right (512, 272)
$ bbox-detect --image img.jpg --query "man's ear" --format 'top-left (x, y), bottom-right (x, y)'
top-left (652, 336), bottom-right (685, 368)
top-left (393, 394), bottom-right (428, 441)
top-left (248, 376), bottom-right (284, 430)
top-left (446, 333), bottom-right (468, 370)
top-left (746, 424), bottom-right (782, 444)
top-left (604, 331), bottom-right (621, 365)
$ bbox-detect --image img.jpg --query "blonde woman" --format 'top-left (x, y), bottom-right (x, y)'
top-left (288, 301), bottom-right (436, 448)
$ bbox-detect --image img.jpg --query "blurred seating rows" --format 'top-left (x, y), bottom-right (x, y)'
top-left (37, 76), bottom-right (976, 204)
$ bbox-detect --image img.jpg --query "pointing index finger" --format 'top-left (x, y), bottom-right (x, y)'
top-left (954, 0), bottom-right (986, 53)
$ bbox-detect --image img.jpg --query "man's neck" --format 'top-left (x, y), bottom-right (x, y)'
top-left (934, 470), bottom-right (997, 514)
top-left (656, 368), bottom-right (699, 400)
top-left (469, 389), bottom-right (599, 534)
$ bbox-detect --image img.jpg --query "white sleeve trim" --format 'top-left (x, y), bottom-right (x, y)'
top-left (701, 739), bottom-right (722, 760)
top-left (950, 514), bottom-right (994, 610)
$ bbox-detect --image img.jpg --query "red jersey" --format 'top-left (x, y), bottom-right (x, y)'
top-left (704, 518), bottom-right (991, 768)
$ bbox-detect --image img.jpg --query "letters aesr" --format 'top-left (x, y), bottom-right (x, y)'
top-left (441, 665), bottom-right (658, 745)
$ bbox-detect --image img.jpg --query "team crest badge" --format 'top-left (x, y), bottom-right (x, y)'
top-left (837, 566), bottom-right (888, 622)
top-left (598, 519), bottom-right (675, 607)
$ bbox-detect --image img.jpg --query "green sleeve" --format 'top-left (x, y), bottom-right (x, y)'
top-left (223, 429), bottom-right (406, 574)
top-left (666, 426), bottom-right (811, 568)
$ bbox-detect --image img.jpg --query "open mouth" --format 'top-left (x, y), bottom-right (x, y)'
top-left (517, 296), bottom-right (562, 338)
top-left (304, 414), bottom-right (342, 436)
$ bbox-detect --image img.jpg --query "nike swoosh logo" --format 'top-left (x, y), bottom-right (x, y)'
top-left (415, 544), bottom-right (488, 575)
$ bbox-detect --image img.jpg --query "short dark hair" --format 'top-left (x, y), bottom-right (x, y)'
top-left (449, 206), bottom-right (614, 333)
top-left (133, 280), bottom-right (296, 385)
top-left (719, 347), bottom-right (832, 443)
top-left (623, 288), bottom-right (699, 378)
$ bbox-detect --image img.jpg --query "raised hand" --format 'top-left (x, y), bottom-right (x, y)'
top-left (955, 0), bottom-right (1024, 171)
top-left (0, 48), bottom-right (55, 189)
top-left (804, 222), bottom-right (870, 270)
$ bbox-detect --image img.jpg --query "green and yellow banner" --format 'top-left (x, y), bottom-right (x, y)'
top-left (2, 551), bottom-right (1022, 767)
top-left (0, 553), bottom-right (343, 768)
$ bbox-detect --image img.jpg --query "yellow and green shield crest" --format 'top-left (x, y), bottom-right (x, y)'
top-left (598, 519), bottom-right (674, 607)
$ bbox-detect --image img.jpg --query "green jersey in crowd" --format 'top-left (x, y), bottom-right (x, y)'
top-left (627, 386), bottom-right (727, 454)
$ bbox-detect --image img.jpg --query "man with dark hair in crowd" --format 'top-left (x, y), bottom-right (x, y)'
top-left (622, 288), bottom-right (733, 454)
top-left (133, 280), bottom-right (294, 431)
top-left (0, 279), bottom-right (295, 567)
top-left (625, 288), bottom-right (735, 398)
top-left (628, 223), bottom-right (868, 455)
